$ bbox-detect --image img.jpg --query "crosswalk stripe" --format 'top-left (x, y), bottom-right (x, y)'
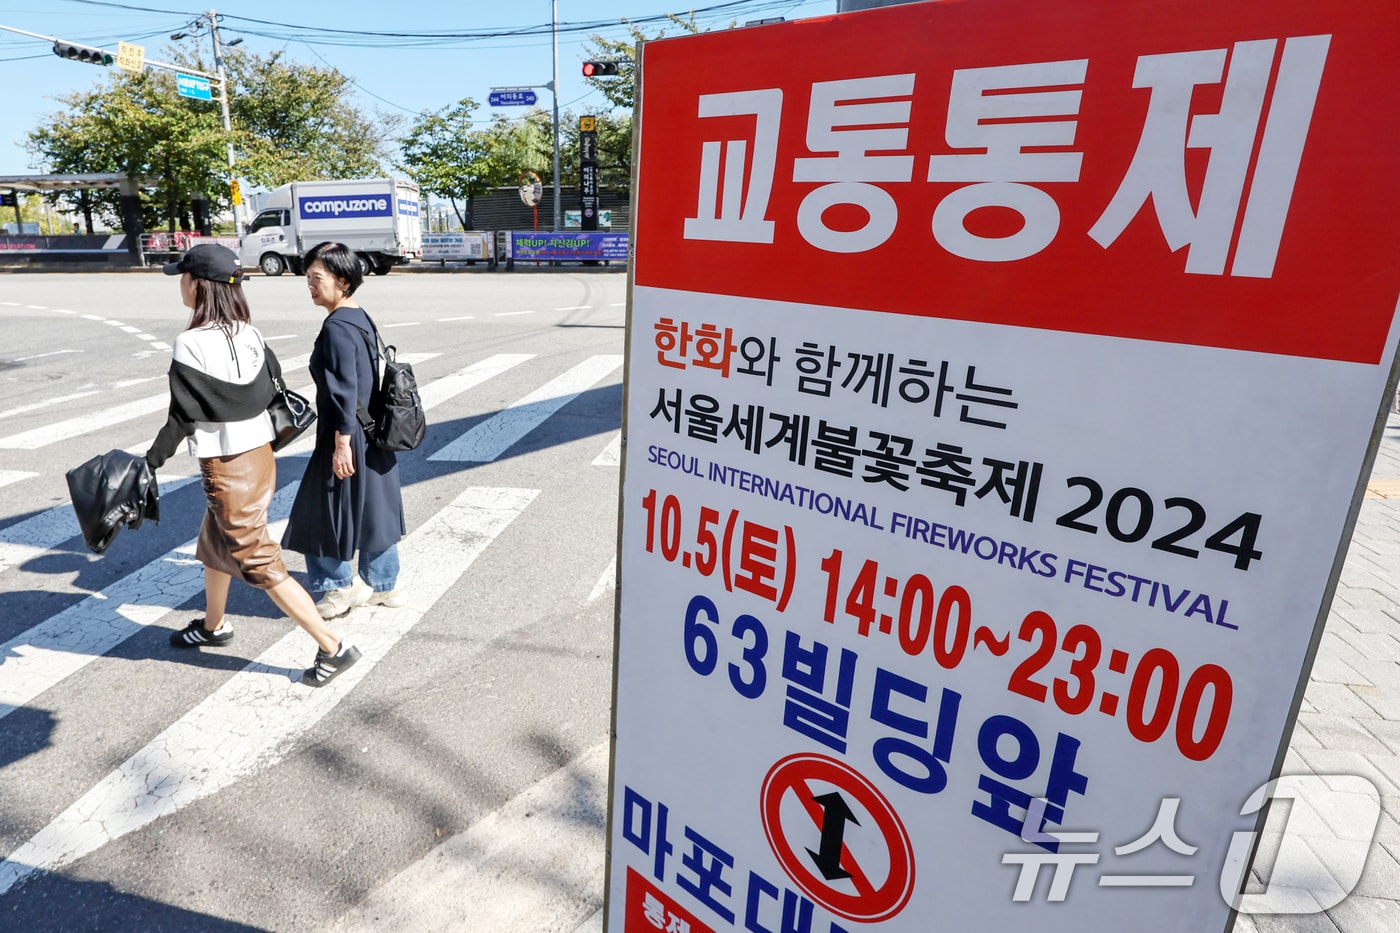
top-left (588, 557), bottom-right (615, 602)
top-left (429, 355), bottom-right (623, 463)
top-left (0, 485), bottom-right (538, 896)
top-left (0, 482), bottom-right (296, 720)
top-left (0, 472), bottom-right (38, 492)
top-left (417, 353), bottom-right (534, 410)
top-left (592, 432), bottom-right (621, 467)
top-left (272, 353), bottom-right (533, 458)
top-left (0, 354), bottom-right (312, 451)
top-left (0, 475), bottom-right (200, 576)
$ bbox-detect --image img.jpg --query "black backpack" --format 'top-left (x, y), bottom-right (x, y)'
top-left (355, 324), bottom-right (426, 452)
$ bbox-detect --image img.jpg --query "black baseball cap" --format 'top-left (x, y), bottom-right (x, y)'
top-left (162, 244), bottom-right (242, 284)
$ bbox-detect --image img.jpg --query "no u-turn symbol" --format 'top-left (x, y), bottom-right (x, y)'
top-left (760, 753), bottom-right (915, 923)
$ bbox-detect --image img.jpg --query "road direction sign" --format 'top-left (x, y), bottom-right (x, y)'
top-left (489, 89), bottom-right (537, 107)
top-left (176, 73), bottom-right (213, 101)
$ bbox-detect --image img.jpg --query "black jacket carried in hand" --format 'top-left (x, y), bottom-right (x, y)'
top-left (65, 450), bottom-right (161, 554)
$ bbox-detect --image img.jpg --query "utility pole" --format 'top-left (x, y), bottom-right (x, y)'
top-left (551, 0), bottom-right (561, 232)
top-left (206, 10), bottom-right (241, 236)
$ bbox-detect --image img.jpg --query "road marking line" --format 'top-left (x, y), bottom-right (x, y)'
top-left (327, 741), bottom-right (607, 933)
top-left (119, 326), bottom-right (142, 334)
top-left (0, 472), bottom-right (38, 491)
top-left (0, 389), bottom-right (99, 420)
top-left (50, 309), bottom-right (76, 315)
top-left (0, 354), bottom-right (310, 450)
top-left (439, 315), bottom-right (475, 322)
top-left (262, 334), bottom-right (299, 342)
top-left (25, 306), bottom-right (46, 311)
top-left (273, 354), bottom-right (530, 457)
top-left (494, 310), bottom-right (535, 317)
top-left (0, 485), bottom-right (538, 897)
top-left (609, 302), bottom-right (625, 307)
top-left (588, 558), bottom-right (615, 602)
top-left (383, 321), bottom-right (421, 328)
top-left (0, 302), bottom-right (19, 307)
top-left (429, 355), bottom-right (623, 463)
top-left (592, 432), bottom-right (621, 467)
top-left (80, 315), bottom-right (103, 321)
top-left (416, 353), bottom-right (534, 411)
top-left (0, 477), bottom-right (281, 711)
top-left (135, 333), bottom-right (157, 341)
top-left (12, 350), bottom-right (82, 363)
top-left (554, 306), bottom-right (591, 311)
top-left (103, 320), bottom-right (126, 328)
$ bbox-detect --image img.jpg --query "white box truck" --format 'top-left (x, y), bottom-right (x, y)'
top-left (239, 177), bottom-right (422, 276)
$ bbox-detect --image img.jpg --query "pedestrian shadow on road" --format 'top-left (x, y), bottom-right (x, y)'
top-left (0, 872), bottom-right (271, 932)
top-left (0, 705), bottom-right (55, 769)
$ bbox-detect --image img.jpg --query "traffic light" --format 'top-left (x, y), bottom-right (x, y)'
top-left (581, 61), bottom-right (621, 77)
top-left (52, 41), bottom-right (114, 66)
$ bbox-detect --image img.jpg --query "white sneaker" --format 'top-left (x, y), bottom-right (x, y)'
top-left (367, 588), bottom-right (407, 608)
top-left (316, 577), bottom-right (373, 619)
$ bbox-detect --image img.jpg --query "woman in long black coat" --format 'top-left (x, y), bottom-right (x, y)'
top-left (283, 241), bottom-right (406, 618)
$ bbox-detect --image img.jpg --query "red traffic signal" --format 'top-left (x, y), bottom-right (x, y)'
top-left (582, 61), bottom-right (621, 77)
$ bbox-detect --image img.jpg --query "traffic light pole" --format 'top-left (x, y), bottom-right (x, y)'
top-left (3, 19), bottom-right (239, 235)
top-left (551, 0), bottom-right (562, 233)
top-left (205, 10), bottom-right (242, 236)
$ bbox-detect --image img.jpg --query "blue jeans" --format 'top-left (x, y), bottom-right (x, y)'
top-left (305, 545), bottom-right (400, 594)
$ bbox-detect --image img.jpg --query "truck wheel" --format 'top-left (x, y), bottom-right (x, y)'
top-left (259, 253), bottom-right (286, 277)
top-left (356, 254), bottom-right (372, 276)
top-left (372, 260), bottom-right (391, 275)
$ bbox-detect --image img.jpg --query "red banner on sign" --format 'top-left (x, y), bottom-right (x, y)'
top-left (625, 867), bottom-right (716, 933)
top-left (634, 0), bottom-right (1400, 363)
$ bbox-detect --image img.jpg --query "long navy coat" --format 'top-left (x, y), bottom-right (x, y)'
top-left (283, 305), bottom-right (405, 560)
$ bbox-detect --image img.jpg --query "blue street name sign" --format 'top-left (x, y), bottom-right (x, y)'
top-left (489, 89), bottom-right (537, 107)
top-left (176, 73), bottom-right (213, 101)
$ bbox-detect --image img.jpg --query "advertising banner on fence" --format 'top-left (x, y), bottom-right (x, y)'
top-left (421, 232), bottom-right (492, 262)
top-left (609, 0), bottom-right (1400, 931)
top-left (510, 231), bottom-right (628, 261)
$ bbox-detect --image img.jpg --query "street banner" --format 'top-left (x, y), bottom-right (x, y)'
top-left (421, 232), bottom-right (493, 262)
top-left (609, 1), bottom-right (1400, 931)
top-left (509, 231), bottom-right (628, 261)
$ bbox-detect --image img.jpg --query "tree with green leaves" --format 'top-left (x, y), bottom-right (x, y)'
top-left (398, 99), bottom-right (534, 229)
top-left (571, 14), bottom-right (700, 193)
top-left (26, 44), bottom-right (396, 232)
top-left (578, 14), bottom-right (699, 111)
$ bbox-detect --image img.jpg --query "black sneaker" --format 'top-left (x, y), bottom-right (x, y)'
top-left (302, 642), bottom-right (362, 687)
top-left (170, 618), bottom-right (234, 648)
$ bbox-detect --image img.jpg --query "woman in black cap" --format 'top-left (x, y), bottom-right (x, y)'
top-left (145, 243), bottom-right (361, 687)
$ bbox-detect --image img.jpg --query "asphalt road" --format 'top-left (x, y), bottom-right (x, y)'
top-left (0, 268), bottom-right (628, 931)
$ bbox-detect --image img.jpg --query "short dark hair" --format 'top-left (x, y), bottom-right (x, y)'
top-left (188, 277), bottom-right (252, 330)
top-left (304, 241), bottom-right (362, 296)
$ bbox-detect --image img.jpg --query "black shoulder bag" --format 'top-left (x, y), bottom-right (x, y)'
top-left (355, 323), bottom-right (426, 452)
top-left (264, 344), bottom-right (316, 451)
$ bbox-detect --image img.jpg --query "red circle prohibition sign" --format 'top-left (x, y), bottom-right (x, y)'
top-left (760, 752), bottom-right (915, 923)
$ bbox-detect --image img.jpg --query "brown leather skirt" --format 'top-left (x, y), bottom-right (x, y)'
top-left (196, 444), bottom-right (289, 589)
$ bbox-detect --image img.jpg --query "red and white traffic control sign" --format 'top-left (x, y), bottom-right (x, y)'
top-left (606, 0), bottom-right (1400, 930)
top-left (761, 753), bottom-right (915, 923)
